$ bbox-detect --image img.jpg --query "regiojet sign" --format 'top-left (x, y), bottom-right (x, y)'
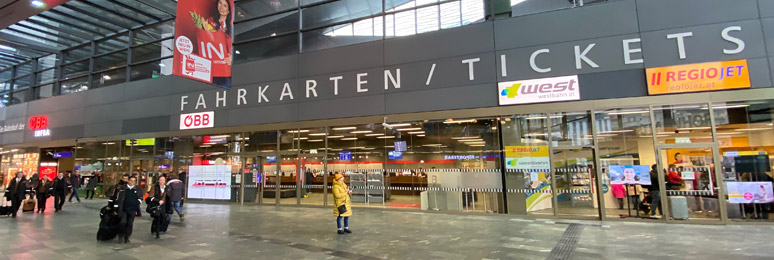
top-left (180, 111), bottom-right (214, 130)
top-left (498, 75), bottom-right (580, 105)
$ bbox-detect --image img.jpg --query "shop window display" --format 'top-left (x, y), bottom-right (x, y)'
top-left (501, 114), bottom-right (554, 216)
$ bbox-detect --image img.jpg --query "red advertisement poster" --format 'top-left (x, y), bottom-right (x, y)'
top-left (173, 0), bottom-right (234, 89)
top-left (40, 166), bottom-right (57, 181)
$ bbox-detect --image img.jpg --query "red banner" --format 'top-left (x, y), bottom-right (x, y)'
top-left (173, 0), bottom-right (234, 89)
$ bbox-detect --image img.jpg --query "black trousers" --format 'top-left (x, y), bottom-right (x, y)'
top-left (85, 189), bottom-right (95, 199)
top-left (54, 191), bottom-right (66, 211)
top-left (10, 197), bottom-right (22, 216)
top-left (36, 194), bottom-right (48, 212)
top-left (120, 211), bottom-right (136, 239)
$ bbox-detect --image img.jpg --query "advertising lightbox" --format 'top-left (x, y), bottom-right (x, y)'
top-left (187, 165), bottom-right (231, 200)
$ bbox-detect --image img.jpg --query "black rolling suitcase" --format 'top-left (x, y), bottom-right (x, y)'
top-left (97, 206), bottom-right (120, 241)
top-left (0, 198), bottom-right (11, 216)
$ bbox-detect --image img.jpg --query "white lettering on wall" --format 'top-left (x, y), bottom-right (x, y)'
top-left (258, 85), bottom-right (269, 103)
top-left (500, 54), bottom-right (507, 77)
top-left (722, 26), bottom-right (745, 54)
top-left (574, 44), bottom-right (599, 69)
top-left (330, 76), bottom-right (342, 95)
top-left (384, 69), bottom-right (401, 90)
top-left (357, 73), bottom-right (368, 93)
top-left (180, 96), bottom-right (188, 111)
top-left (426, 63), bottom-right (436, 86)
top-left (462, 58), bottom-right (480, 80)
top-left (280, 83), bottom-right (294, 101)
top-left (667, 32), bottom-right (693, 59)
top-left (622, 38), bottom-right (643, 64)
top-left (237, 89), bottom-right (247, 105)
top-left (196, 94), bottom-right (207, 109)
top-left (306, 80), bottom-right (318, 98)
top-left (530, 49), bottom-right (551, 73)
top-left (216, 91), bottom-right (226, 107)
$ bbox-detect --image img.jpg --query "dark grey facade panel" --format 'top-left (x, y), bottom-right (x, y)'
top-left (82, 104), bottom-right (120, 124)
top-left (219, 104), bottom-right (300, 127)
top-left (122, 116), bottom-right (171, 135)
top-left (46, 108), bottom-right (85, 128)
top-left (750, 57), bottom-right (774, 88)
top-left (299, 41), bottom-right (384, 77)
top-left (509, 0), bottom-right (578, 18)
top-left (84, 85), bottom-right (125, 107)
top-left (384, 22), bottom-right (495, 65)
top-left (494, 0), bottom-right (639, 50)
top-left (84, 121), bottom-right (123, 138)
top-left (636, 0), bottom-right (760, 32)
top-left (764, 18), bottom-right (774, 56)
top-left (578, 69), bottom-right (647, 100)
top-left (45, 125), bottom-right (85, 141)
top-left (297, 94), bottom-right (386, 121)
top-left (122, 76), bottom-right (214, 102)
top-left (385, 52), bottom-right (497, 92)
top-left (640, 20), bottom-right (767, 68)
top-left (769, 57), bottom-right (774, 86)
top-left (762, 0), bottom-right (774, 18)
top-left (384, 84), bottom-right (497, 115)
top-left (121, 96), bottom-right (175, 119)
top-left (232, 55), bottom-right (300, 86)
top-left (2, 131), bottom-right (24, 145)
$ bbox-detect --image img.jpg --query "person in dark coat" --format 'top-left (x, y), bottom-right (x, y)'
top-left (109, 174), bottom-right (130, 208)
top-left (52, 172), bottom-right (70, 212)
top-left (166, 173), bottom-right (186, 222)
top-left (84, 176), bottom-right (99, 199)
top-left (4, 171), bottom-right (28, 218)
top-left (35, 175), bottom-right (53, 213)
top-left (114, 176), bottom-right (143, 243)
top-left (68, 171), bottom-right (81, 203)
top-left (147, 175), bottom-right (172, 238)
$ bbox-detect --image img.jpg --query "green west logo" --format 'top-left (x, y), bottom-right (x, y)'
top-left (500, 83), bottom-right (520, 98)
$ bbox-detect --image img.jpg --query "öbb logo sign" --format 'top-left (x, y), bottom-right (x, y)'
top-left (29, 115), bottom-right (48, 130)
top-left (180, 111), bottom-right (214, 130)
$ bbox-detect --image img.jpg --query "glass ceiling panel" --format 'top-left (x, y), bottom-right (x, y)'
top-left (114, 0), bottom-right (172, 19)
top-left (39, 11), bottom-right (116, 35)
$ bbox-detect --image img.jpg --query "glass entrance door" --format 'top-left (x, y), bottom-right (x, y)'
top-left (657, 145), bottom-right (723, 223)
top-left (552, 147), bottom-right (599, 217)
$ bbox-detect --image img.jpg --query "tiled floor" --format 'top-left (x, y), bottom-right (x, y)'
top-left (1, 198), bottom-right (773, 260)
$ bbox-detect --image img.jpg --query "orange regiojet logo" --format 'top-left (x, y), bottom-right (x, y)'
top-left (646, 59), bottom-right (750, 95)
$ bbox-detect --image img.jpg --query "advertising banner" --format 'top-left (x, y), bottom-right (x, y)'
top-left (608, 165), bottom-right (651, 185)
top-left (498, 75), bottom-right (580, 105)
top-left (504, 145), bottom-right (549, 171)
top-left (173, 0), bottom-right (234, 89)
top-left (187, 165), bottom-right (231, 200)
top-left (727, 182), bottom-right (774, 204)
top-left (646, 59), bottom-right (750, 95)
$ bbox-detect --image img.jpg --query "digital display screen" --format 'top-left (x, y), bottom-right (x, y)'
top-left (388, 151), bottom-right (402, 159)
top-left (339, 152), bottom-right (352, 160)
top-left (394, 141), bottom-right (407, 152)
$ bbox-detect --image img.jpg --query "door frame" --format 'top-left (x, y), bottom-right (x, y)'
top-left (654, 143), bottom-right (728, 224)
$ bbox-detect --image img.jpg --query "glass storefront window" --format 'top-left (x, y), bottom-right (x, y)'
top-left (653, 103), bottom-right (713, 144)
top-left (36, 68), bottom-right (56, 85)
top-left (93, 51), bottom-right (128, 71)
top-left (60, 76), bottom-right (89, 94)
top-left (62, 60), bottom-right (90, 78)
top-left (502, 114), bottom-right (553, 216)
top-left (133, 20), bottom-right (175, 46)
top-left (64, 44), bottom-right (92, 64)
top-left (130, 58), bottom-right (173, 81)
top-left (92, 68), bottom-right (127, 88)
top-left (236, 11), bottom-right (299, 42)
top-left (34, 84), bottom-right (53, 99)
top-left (235, 0), bottom-right (298, 22)
top-left (96, 33), bottom-right (129, 55)
top-left (234, 34), bottom-right (298, 64)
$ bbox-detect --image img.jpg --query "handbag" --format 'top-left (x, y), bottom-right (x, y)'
top-left (337, 205), bottom-right (347, 215)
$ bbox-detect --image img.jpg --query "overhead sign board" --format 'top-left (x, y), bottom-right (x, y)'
top-left (180, 111), bottom-right (214, 130)
top-left (498, 75), bottom-right (580, 105)
top-left (646, 59), bottom-right (750, 95)
top-left (173, 0), bottom-right (234, 89)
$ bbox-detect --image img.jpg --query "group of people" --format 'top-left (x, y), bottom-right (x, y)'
top-left (107, 173), bottom-right (185, 243)
top-left (3, 171), bottom-right (98, 218)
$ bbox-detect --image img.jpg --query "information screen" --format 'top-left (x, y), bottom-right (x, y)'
top-left (187, 165), bottom-right (231, 200)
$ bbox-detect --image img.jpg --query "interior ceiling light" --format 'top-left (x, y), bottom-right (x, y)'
top-left (287, 130), bottom-right (310, 133)
top-left (598, 130), bottom-right (634, 134)
top-left (451, 136), bottom-right (480, 140)
top-left (389, 123), bottom-right (412, 127)
top-left (327, 135), bottom-right (344, 138)
top-left (422, 144), bottom-right (443, 147)
top-left (408, 131), bottom-right (425, 134)
top-left (293, 137), bottom-right (308, 140)
top-left (676, 127), bottom-right (711, 131)
top-left (332, 127), bottom-right (356, 131)
top-left (397, 128), bottom-right (422, 131)
top-left (341, 137), bottom-right (358, 140)
top-left (443, 119), bottom-right (476, 124)
top-left (607, 110), bottom-right (649, 115)
top-left (417, 135), bottom-right (425, 137)
top-left (308, 139), bottom-right (324, 142)
top-left (459, 139), bottom-right (484, 142)
top-left (308, 133), bottom-right (327, 136)
top-left (376, 136), bottom-right (396, 139)
top-left (351, 130), bottom-right (373, 134)
top-left (31, 0), bottom-right (45, 8)
top-left (736, 128), bottom-right (771, 131)
top-left (365, 133), bottom-right (384, 137)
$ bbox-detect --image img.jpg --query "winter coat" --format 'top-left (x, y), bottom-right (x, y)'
top-left (147, 184), bottom-right (172, 214)
top-left (611, 184), bottom-right (625, 199)
top-left (52, 177), bottom-right (69, 193)
top-left (5, 177), bottom-right (28, 200)
top-left (114, 186), bottom-right (143, 214)
top-left (69, 174), bottom-right (81, 188)
top-left (85, 178), bottom-right (99, 189)
top-left (166, 179), bottom-right (185, 202)
top-left (35, 179), bottom-right (53, 197)
top-left (332, 178), bottom-right (352, 217)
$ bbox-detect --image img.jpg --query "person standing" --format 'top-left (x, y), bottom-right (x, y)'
top-left (52, 172), bottom-right (69, 212)
top-left (649, 164), bottom-right (663, 218)
top-left (332, 173), bottom-right (352, 234)
top-left (85, 176), bottom-right (99, 200)
top-left (148, 175), bottom-right (171, 238)
top-left (68, 171), bottom-right (82, 203)
top-left (115, 176), bottom-right (142, 243)
top-left (35, 175), bottom-right (53, 213)
top-left (4, 171), bottom-right (27, 218)
top-left (611, 184), bottom-right (626, 210)
top-left (166, 173), bottom-right (185, 222)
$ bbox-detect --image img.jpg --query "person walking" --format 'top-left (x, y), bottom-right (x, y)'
top-left (332, 173), bottom-right (352, 234)
top-left (52, 172), bottom-right (69, 212)
top-left (115, 176), bottom-right (142, 243)
top-left (4, 171), bottom-right (28, 218)
top-left (84, 176), bottom-right (99, 200)
top-left (68, 171), bottom-right (82, 203)
top-left (109, 174), bottom-right (130, 207)
top-left (166, 173), bottom-right (185, 223)
top-left (35, 175), bottom-right (53, 213)
top-left (147, 175), bottom-right (171, 239)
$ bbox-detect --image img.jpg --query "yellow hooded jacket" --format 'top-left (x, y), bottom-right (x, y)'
top-left (332, 178), bottom-right (352, 217)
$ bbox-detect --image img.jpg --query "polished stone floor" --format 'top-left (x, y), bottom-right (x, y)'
top-left (1, 198), bottom-right (773, 260)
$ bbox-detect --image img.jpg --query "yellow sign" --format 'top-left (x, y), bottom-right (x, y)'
top-left (125, 138), bottom-right (155, 146)
top-left (505, 145), bottom-right (548, 157)
top-left (646, 59), bottom-right (750, 95)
